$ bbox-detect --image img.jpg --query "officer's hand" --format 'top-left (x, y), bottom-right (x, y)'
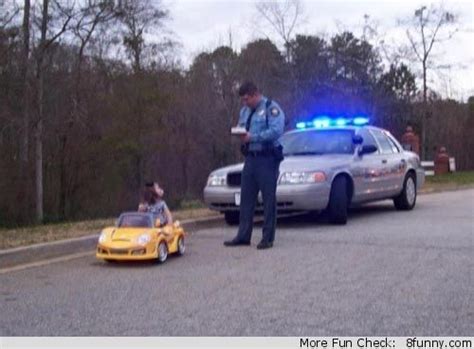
top-left (240, 132), bottom-right (251, 143)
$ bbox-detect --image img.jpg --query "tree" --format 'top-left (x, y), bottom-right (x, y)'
top-left (289, 35), bottom-right (329, 117)
top-left (401, 4), bottom-right (458, 158)
top-left (114, 0), bottom-right (170, 193)
top-left (254, 0), bottom-right (304, 62)
top-left (327, 32), bottom-right (381, 117)
top-left (116, 0), bottom-right (168, 73)
top-left (238, 39), bottom-right (288, 100)
top-left (33, 0), bottom-right (75, 222)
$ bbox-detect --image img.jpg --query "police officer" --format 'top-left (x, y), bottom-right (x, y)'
top-left (224, 81), bottom-right (285, 250)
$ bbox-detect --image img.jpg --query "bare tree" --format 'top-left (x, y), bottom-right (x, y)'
top-left (254, 0), bottom-right (304, 62)
top-left (33, 0), bottom-right (75, 222)
top-left (400, 4), bottom-right (458, 158)
top-left (115, 0), bottom-right (169, 191)
top-left (116, 0), bottom-right (168, 73)
top-left (0, 0), bottom-right (20, 30)
top-left (55, 1), bottom-right (116, 219)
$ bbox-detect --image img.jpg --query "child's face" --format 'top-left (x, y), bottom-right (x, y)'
top-left (154, 183), bottom-right (164, 197)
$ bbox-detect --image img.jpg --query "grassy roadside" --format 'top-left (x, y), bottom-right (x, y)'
top-left (2, 171), bottom-right (473, 250)
top-left (421, 171), bottom-right (474, 193)
top-left (0, 207), bottom-right (219, 250)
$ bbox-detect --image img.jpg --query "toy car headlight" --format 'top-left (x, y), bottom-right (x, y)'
top-left (137, 234), bottom-right (151, 246)
top-left (98, 232), bottom-right (107, 244)
top-left (279, 171), bottom-right (326, 184)
top-left (207, 174), bottom-right (226, 186)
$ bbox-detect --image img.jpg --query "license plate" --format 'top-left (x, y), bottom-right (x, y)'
top-left (234, 192), bottom-right (241, 206)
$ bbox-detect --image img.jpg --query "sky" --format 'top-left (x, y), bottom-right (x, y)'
top-left (165, 0), bottom-right (474, 101)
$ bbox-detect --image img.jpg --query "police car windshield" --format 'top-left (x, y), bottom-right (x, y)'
top-left (118, 214), bottom-right (153, 228)
top-left (281, 129), bottom-right (355, 156)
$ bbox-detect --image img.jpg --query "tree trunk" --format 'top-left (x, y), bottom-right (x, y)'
top-left (20, 0), bottom-right (30, 165)
top-left (35, 0), bottom-right (49, 223)
top-left (421, 60), bottom-right (427, 160)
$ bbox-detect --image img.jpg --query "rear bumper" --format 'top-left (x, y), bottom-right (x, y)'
top-left (203, 182), bottom-right (331, 212)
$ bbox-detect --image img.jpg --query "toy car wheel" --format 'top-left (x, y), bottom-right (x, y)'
top-left (157, 242), bottom-right (168, 263)
top-left (177, 236), bottom-right (185, 255)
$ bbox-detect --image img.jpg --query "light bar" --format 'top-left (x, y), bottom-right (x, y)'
top-left (353, 116), bottom-right (370, 126)
top-left (296, 122), bottom-right (306, 129)
top-left (295, 116), bottom-right (370, 130)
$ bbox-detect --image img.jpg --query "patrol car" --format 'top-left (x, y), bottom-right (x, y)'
top-left (203, 117), bottom-right (425, 225)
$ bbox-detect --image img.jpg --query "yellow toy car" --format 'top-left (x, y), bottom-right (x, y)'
top-left (96, 212), bottom-right (186, 263)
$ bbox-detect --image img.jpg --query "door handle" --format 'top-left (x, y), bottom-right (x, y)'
top-left (382, 159), bottom-right (387, 164)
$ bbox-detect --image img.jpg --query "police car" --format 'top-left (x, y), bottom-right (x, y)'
top-left (203, 117), bottom-right (425, 225)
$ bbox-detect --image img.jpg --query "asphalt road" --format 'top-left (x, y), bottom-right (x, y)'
top-left (1, 189), bottom-right (473, 336)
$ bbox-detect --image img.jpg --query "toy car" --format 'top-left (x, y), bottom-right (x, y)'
top-left (96, 212), bottom-right (186, 263)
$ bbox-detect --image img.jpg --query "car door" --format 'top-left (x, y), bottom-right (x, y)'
top-left (385, 132), bottom-right (407, 195)
top-left (370, 129), bottom-right (401, 197)
top-left (351, 128), bottom-right (390, 202)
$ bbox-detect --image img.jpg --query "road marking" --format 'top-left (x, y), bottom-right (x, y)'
top-left (0, 251), bottom-right (94, 275)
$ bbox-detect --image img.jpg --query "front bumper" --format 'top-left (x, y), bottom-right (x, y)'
top-left (96, 243), bottom-right (158, 261)
top-left (203, 182), bottom-right (331, 212)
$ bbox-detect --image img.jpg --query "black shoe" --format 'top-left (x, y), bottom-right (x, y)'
top-left (256, 240), bottom-right (273, 250)
top-left (223, 238), bottom-right (251, 247)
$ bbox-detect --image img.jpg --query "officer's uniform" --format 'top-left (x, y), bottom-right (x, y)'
top-left (235, 97), bottom-right (285, 245)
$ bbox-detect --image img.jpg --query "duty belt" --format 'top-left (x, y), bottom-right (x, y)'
top-left (246, 149), bottom-right (274, 157)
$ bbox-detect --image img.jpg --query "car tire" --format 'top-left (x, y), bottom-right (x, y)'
top-left (327, 176), bottom-right (348, 225)
top-left (157, 242), bottom-right (168, 263)
top-left (393, 173), bottom-right (417, 210)
top-left (224, 211), bottom-right (239, 225)
top-left (177, 236), bottom-right (185, 256)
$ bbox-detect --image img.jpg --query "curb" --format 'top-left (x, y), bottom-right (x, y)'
top-left (0, 215), bottom-right (223, 270)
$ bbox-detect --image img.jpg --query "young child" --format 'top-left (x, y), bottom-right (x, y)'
top-left (138, 182), bottom-right (173, 226)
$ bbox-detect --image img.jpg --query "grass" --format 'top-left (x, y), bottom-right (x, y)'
top-left (2, 172), bottom-right (473, 250)
top-left (425, 171), bottom-right (474, 185)
top-left (421, 171), bottom-right (474, 194)
top-left (0, 206), bottom-right (218, 250)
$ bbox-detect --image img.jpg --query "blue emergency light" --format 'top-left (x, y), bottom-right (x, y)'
top-left (295, 116), bottom-right (369, 130)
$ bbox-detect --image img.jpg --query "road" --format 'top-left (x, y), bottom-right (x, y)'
top-left (1, 189), bottom-right (473, 336)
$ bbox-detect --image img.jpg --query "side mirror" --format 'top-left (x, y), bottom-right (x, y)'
top-left (358, 144), bottom-right (378, 156)
top-left (155, 218), bottom-right (162, 227)
top-left (353, 135), bottom-right (363, 145)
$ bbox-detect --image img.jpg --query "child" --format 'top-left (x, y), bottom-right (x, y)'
top-left (138, 182), bottom-right (173, 226)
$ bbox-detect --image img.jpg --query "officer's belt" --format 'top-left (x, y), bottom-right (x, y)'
top-left (246, 149), bottom-right (274, 157)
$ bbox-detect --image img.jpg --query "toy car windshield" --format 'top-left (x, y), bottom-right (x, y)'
top-left (118, 214), bottom-right (152, 228)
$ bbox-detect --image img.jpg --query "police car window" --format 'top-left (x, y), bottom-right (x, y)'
top-left (280, 130), bottom-right (355, 155)
top-left (371, 130), bottom-right (394, 154)
top-left (386, 134), bottom-right (400, 153)
top-left (357, 129), bottom-right (377, 148)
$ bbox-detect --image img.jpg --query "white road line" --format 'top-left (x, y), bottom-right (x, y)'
top-left (0, 251), bottom-right (94, 275)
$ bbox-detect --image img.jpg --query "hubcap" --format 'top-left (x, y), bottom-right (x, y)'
top-left (178, 238), bottom-right (185, 254)
top-left (406, 177), bottom-right (416, 206)
top-left (159, 243), bottom-right (167, 261)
